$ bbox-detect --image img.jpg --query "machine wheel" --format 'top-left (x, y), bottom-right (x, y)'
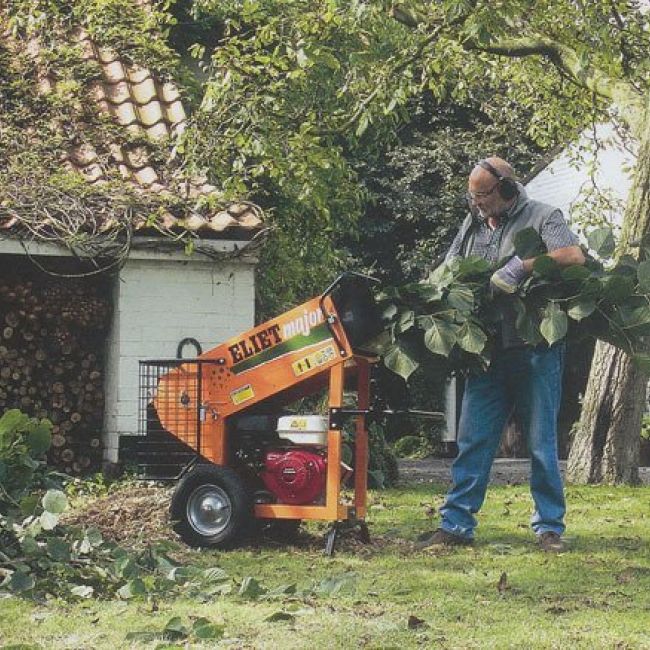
top-left (170, 465), bottom-right (252, 548)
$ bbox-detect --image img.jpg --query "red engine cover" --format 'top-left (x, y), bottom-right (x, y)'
top-left (260, 449), bottom-right (327, 505)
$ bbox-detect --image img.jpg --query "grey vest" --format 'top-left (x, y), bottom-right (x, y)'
top-left (453, 184), bottom-right (566, 348)
top-left (454, 183), bottom-right (561, 262)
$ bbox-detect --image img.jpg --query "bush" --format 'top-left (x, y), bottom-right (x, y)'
top-left (0, 409), bottom-right (55, 512)
top-left (393, 435), bottom-right (434, 459)
top-left (367, 422), bottom-right (399, 488)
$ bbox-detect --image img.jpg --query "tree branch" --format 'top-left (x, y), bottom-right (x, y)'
top-left (465, 36), bottom-right (645, 137)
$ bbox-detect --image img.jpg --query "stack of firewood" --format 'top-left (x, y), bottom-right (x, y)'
top-left (0, 270), bottom-right (110, 474)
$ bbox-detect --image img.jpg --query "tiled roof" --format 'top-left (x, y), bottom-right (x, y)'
top-left (1, 22), bottom-right (263, 238)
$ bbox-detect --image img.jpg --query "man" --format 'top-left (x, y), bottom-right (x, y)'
top-left (419, 157), bottom-right (585, 553)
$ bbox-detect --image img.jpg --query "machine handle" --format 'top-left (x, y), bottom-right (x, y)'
top-left (329, 407), bottom-right (445, 429)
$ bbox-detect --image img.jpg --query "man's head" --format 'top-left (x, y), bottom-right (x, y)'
top-left (467, 157), bottom-right (518, 220)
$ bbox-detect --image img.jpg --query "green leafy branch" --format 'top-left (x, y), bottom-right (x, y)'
top-left (371, 226), bottom-right (650, 381)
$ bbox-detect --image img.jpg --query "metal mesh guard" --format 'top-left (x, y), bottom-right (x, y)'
top-left (139, 359), bottom-right (210, 453)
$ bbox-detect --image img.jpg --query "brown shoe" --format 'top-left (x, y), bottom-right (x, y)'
top-left (538, 531), bottom-right (566, 553)
top-left (416, 528), bottom-right (473, 549)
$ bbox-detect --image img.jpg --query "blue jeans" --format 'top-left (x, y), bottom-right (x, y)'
top-left (440, 343), bottom-right (566, 539)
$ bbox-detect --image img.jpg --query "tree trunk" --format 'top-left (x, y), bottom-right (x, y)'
top-left (567, 341), bottom-right (645, 483)
top-left (567, 94), bottom-right (650, 484)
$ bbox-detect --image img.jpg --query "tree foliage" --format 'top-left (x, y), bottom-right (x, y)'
top-left (350, 90), bottom-right (544, 286)
top-left (178, 0), bottom-right (421, 316)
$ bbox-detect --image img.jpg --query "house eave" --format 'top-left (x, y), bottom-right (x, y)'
top-left (0, 233), bottom-right (259, 264)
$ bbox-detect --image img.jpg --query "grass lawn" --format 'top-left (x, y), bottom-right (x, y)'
top-left (1, 481), bottom-right (649, 649)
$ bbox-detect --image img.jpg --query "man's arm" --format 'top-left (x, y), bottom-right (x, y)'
top-left (490, 209), bottom-right (584, 293)
top-left (521, 245), bottom-right (585, 272)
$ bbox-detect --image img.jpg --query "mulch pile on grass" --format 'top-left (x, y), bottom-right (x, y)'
top-left (64, 483), bottom-right (416, 554)
top-left (64, 484), bottom-right (175, 545)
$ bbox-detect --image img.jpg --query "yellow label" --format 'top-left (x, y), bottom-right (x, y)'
top-left (231, 384), bottom-right (255, 405)
top-left (291, 344), bottom-right (336, 377)
top-left (290, 418), bottom-right (308, 430)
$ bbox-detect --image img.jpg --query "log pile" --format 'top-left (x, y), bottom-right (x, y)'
top-left (0, 266), bottom-right (111, 474)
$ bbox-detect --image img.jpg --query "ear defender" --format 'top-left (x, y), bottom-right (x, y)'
top-left (477, 160), bottom-right (518, 200)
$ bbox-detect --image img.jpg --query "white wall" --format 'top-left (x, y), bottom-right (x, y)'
top-left (526, 122), bottom-right (636, 232)
top-left (103, 252), bottom-right (256, 461)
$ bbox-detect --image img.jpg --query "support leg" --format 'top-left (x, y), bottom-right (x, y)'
top-left (325, 523), bottom-right (340, 556)
top-left (323, 519), bottom-right (371, 556)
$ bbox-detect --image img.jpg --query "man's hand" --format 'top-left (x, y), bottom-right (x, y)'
top-left (490, 256), bottom-right (527, 294)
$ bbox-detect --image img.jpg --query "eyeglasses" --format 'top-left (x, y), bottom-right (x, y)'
top-left (466, 182), bottom-right (499, 201)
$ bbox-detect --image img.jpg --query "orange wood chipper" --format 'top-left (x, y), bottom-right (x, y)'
top-left (137, 273), bottom-right (415, 554)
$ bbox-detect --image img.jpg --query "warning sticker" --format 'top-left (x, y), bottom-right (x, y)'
top-left (291, 344), bottom-right (336, 377)
top-left (231, 384), bottom-right (255, 405)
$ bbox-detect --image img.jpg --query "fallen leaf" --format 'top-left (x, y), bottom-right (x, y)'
top-left (408, 615), bottom-right (426, 629)
top-left (265, 611), bottom-right (296, 623)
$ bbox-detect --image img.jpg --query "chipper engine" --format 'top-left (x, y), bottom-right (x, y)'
top-left (137, 273), bottom-right (389, 553)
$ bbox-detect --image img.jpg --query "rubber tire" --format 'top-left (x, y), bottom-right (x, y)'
top-left (170, 465), bottom-right (252, 548)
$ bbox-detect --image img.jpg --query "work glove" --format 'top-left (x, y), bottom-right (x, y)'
top-left (490, 256), bottom-right (527, 294)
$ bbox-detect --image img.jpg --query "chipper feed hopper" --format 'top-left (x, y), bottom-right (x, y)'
top-left (138, 273), bottom-right (387, 553)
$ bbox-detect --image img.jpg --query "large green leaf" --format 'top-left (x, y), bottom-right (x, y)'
top-left (8, 570), bottom-right (35, 593)
top-left (163, 616), bottom-right (189, 641)
top-left (514, 227), bottom-right (546, 258)
top-left (602, 275), bottom-right (635, 302)
top-left (532, 255), bottom-right (559, 278)
top-left (26, 420), bottom-right (52, 457)
top-left (383, 342), bottom-right (419, 381)
top-left (561, 265), bottom-right (591, 282)
top-left (380, 303), bottom-right (398, 322)
top-left (540, 302), bottom-right (568, 345)
top-left (618, 302), bottom-right (650, 331)
top-left (71, 585), bottom-right (95, 599)
top-left (192, 618), bottom-right (225, 640)
top-left (394, 309), bottom-right (415, 335)
top-left (612, 255), bottom-right (639, 279)
top-left (447, 286), bottom-right (474, 313)
top-left (0, 409), bottom-right (26, 443)
top-left (456, 256), bottom-right (491, 278)
top-left (423, 319), bottom-right (458, 356)
top-left (637, 260), bottom-right (650, 292)
top-left (46, 537), bottom-right (71, 562)
top-left (42, 489), bottom-right (68, 514)
top-left (239, 576), bottom-right (265, 599)
top-left (117, 578), bottom-right (147, 600)
top-left (567, 297), bottom-right (596, 321)
top-left (410, 283), bottom-right (443, 302)
top-left (513, 298), bottom-right (542, 344)
top-left (40, 510), bottom-right (59, 531)
top-left (587, 227), bottom-right (616, 258)
top-left (265, 611), bottom-right (296, 623)
top-left (580, 277), bottom-right (604, 299)
top-left (427, 263), bottom-right (455, 289)
top-left (456, 320), bottom-right (487, 354)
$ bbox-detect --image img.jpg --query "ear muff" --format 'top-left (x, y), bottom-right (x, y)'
top-left (477, 160), bottom-right (518, 200)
